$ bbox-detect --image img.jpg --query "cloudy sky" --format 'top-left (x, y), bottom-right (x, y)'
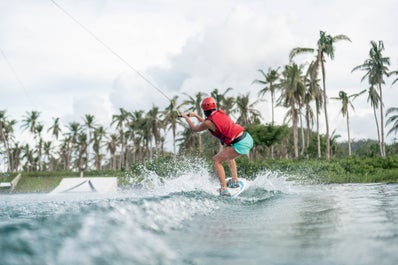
top-left (1, 0), bottom-right (397, 150)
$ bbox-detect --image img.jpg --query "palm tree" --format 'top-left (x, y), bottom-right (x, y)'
top-left (43, 141), bottom-right (52, 171)
top-left (82, 114), bottom-right (96, 169)
top-left (21, 111), bottom-right (41, 163)
top-left (162, 96), bottom-right (180, 159)
top-left (386, 107), bottom-right (398, 138)
top-left (127, 110), bottom-right (145, 164)
top-left (140, 116), bottom-right (153, 160)
top-left (111, 108), bottom-right (130, 169)
top-left (331, 90), bottom-right (366, 156)
top-left (21, 144), bottom-right (34, 172)
top-left (290, 30), bottom-right (351, 159)
top-left (66, 121), bottom-right (82, 170)
top-left (21, 110), bottom-right (41, 134)
top-left (221, 96), bottom-right (236, 116)
top-left (234, 93), bottom-right (262, 126)
top-left (366, 85), bottom-right (382, 155)
top-left (210, 87), bottom-right (234, 111)
top-left (48, 117), bottom-right (62, 140)
top-left (305, 60), bottom-right (323, 158)
top-left (60, 136), bottom-right (72, 170)
top-left (106, 134), bottom-right (118, 171)
top-left (253, 68), bottom-right (280, 158)
top-left (253, 67), bottom-right (280, 125)
top-left (147, 105), bottom-right (161, 155)
top-left (10, 142), bottom-right (22, 172)
top-left (76, 131), bottom-right (88, 175)
top-left (35, 124), bottom-right (44, 171)
top-left (352, 40), bottom-right (390, 156)
top-left (278, 63), bottom-right (306, 158)
top-left (93, 126), bottom-right (106, 170)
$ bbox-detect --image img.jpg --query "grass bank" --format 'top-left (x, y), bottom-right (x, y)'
top-left (6, 170), bottom-right (126, 194)
top-left (237, 156), bottom-right (398, 183)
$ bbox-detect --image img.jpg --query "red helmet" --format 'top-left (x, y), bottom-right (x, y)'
top-left (201, 97), bottom-right (217, 111)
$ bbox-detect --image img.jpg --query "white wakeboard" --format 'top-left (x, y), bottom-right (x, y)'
top-left (225, 177), bottom-right (247, 198)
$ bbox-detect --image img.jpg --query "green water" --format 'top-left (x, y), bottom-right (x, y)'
top-left (1, 170), bottom-right (397, 265)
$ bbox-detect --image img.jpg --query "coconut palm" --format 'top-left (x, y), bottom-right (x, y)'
top-left (234, 93), bottom-right (262, 126)
top-left (21, 111), bottom-right (42, 165)
top-left (43, 141), bottom-right (52, 171)
top-left (147, 105), bottom-right (162, 155)
top-left (162, 96), bottom-right (180, 159)
top-left (305, 60), bottom-right (323, 158)
top-left (253, 67), bottom-right (280, 125)
top-left (210, 87), bottom-right (234, 112)
top-left (106, 134), bottom-right (118, 171)
top-left (66, 121), bottom-right (82, 170)
top-left (278, 63), bottom-right (306, 158)
top-left (10, 142), bottom-right (22, 171)
top-left (352, 40), bottom-right (390, 156)
top-left (367, 85), bottom-right (382, 155)
top-left (76, 131), bottom-right (88, 174)
top-left (253, 67), bottom-right (281, 158)
top-left (21, 144), bottom-right (34, 172)
top-left (222, 96), bottom-right (236, 116)
top-left (60, 136), bottom-right (72, 170)
top-left (331, 89), bottom-right (366, 156)
top-left (127, 110), bottom-right (145, 164)
top-left (82, 114), bottom-right (96, 169)
top-left (140, 116), bottom-right (153, 160)
top-left (48, 117), bottom-right (62, 140)
top-left (21, 110), bottom-right (41, 135)
top-left (290, 30), bottom-right (351, 159)
top-left (35, 124), bottom-right (44, 171)
top-left (93, 126), bottom-right (106, 170)
top-left (111, 108), bottom-right (130, 169)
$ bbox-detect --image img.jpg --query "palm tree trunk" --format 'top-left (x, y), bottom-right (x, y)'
top-left (292, 109), bottom-right (299, 158)
top-left (321, 62), bottom-right (330, 160)
top-left (378, 83), bottom-right (386, 156)
top-left (299, 111), bottom-right (305, 156)
top-left (372, 106), bottom-right (382, 156)
top-left (172, 129), bottom-right (176, 160)
top-left (271, 91), bottom-right (275, 159)
top-left (346, 111), bottom-right (352, 156)
top-left (316, 108), bottom-right (321, 158)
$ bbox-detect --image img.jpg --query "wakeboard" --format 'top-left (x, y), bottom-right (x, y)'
top-left (224, 177), bottom-right (247, 198)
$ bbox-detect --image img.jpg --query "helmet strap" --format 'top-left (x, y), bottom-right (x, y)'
top-left (204, 109), bottom-right (216, 117)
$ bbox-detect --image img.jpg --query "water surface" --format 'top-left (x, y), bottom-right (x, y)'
top-left (1, 170), bottom-right (397, 265)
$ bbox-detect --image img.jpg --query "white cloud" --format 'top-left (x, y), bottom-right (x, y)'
top-left (0, 0), bottom-right (398, 151)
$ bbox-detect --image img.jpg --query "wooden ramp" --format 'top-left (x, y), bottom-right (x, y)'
top-left (50, 177), bottom-right (117, 194)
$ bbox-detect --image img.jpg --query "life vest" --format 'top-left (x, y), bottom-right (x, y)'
top-left (206, 110), bottom-right (244, 145)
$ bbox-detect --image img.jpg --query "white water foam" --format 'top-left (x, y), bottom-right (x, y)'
top-left (247, 169), bottom-right (294, 194)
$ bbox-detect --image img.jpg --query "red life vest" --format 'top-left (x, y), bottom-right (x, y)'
top-left (206, 110), bottom-right (244, 145)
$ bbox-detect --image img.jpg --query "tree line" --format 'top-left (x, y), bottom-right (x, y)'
top-left (1, 30), bottom-right (398, 173)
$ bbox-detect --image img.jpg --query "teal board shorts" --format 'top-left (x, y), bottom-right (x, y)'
top-left (231, 132), bottom-right (254, 155)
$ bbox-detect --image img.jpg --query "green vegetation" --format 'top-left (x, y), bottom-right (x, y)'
top-left (4, 155), bottom-right (398, 193)
top-left (236, 156), bottom-right (398, 184)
